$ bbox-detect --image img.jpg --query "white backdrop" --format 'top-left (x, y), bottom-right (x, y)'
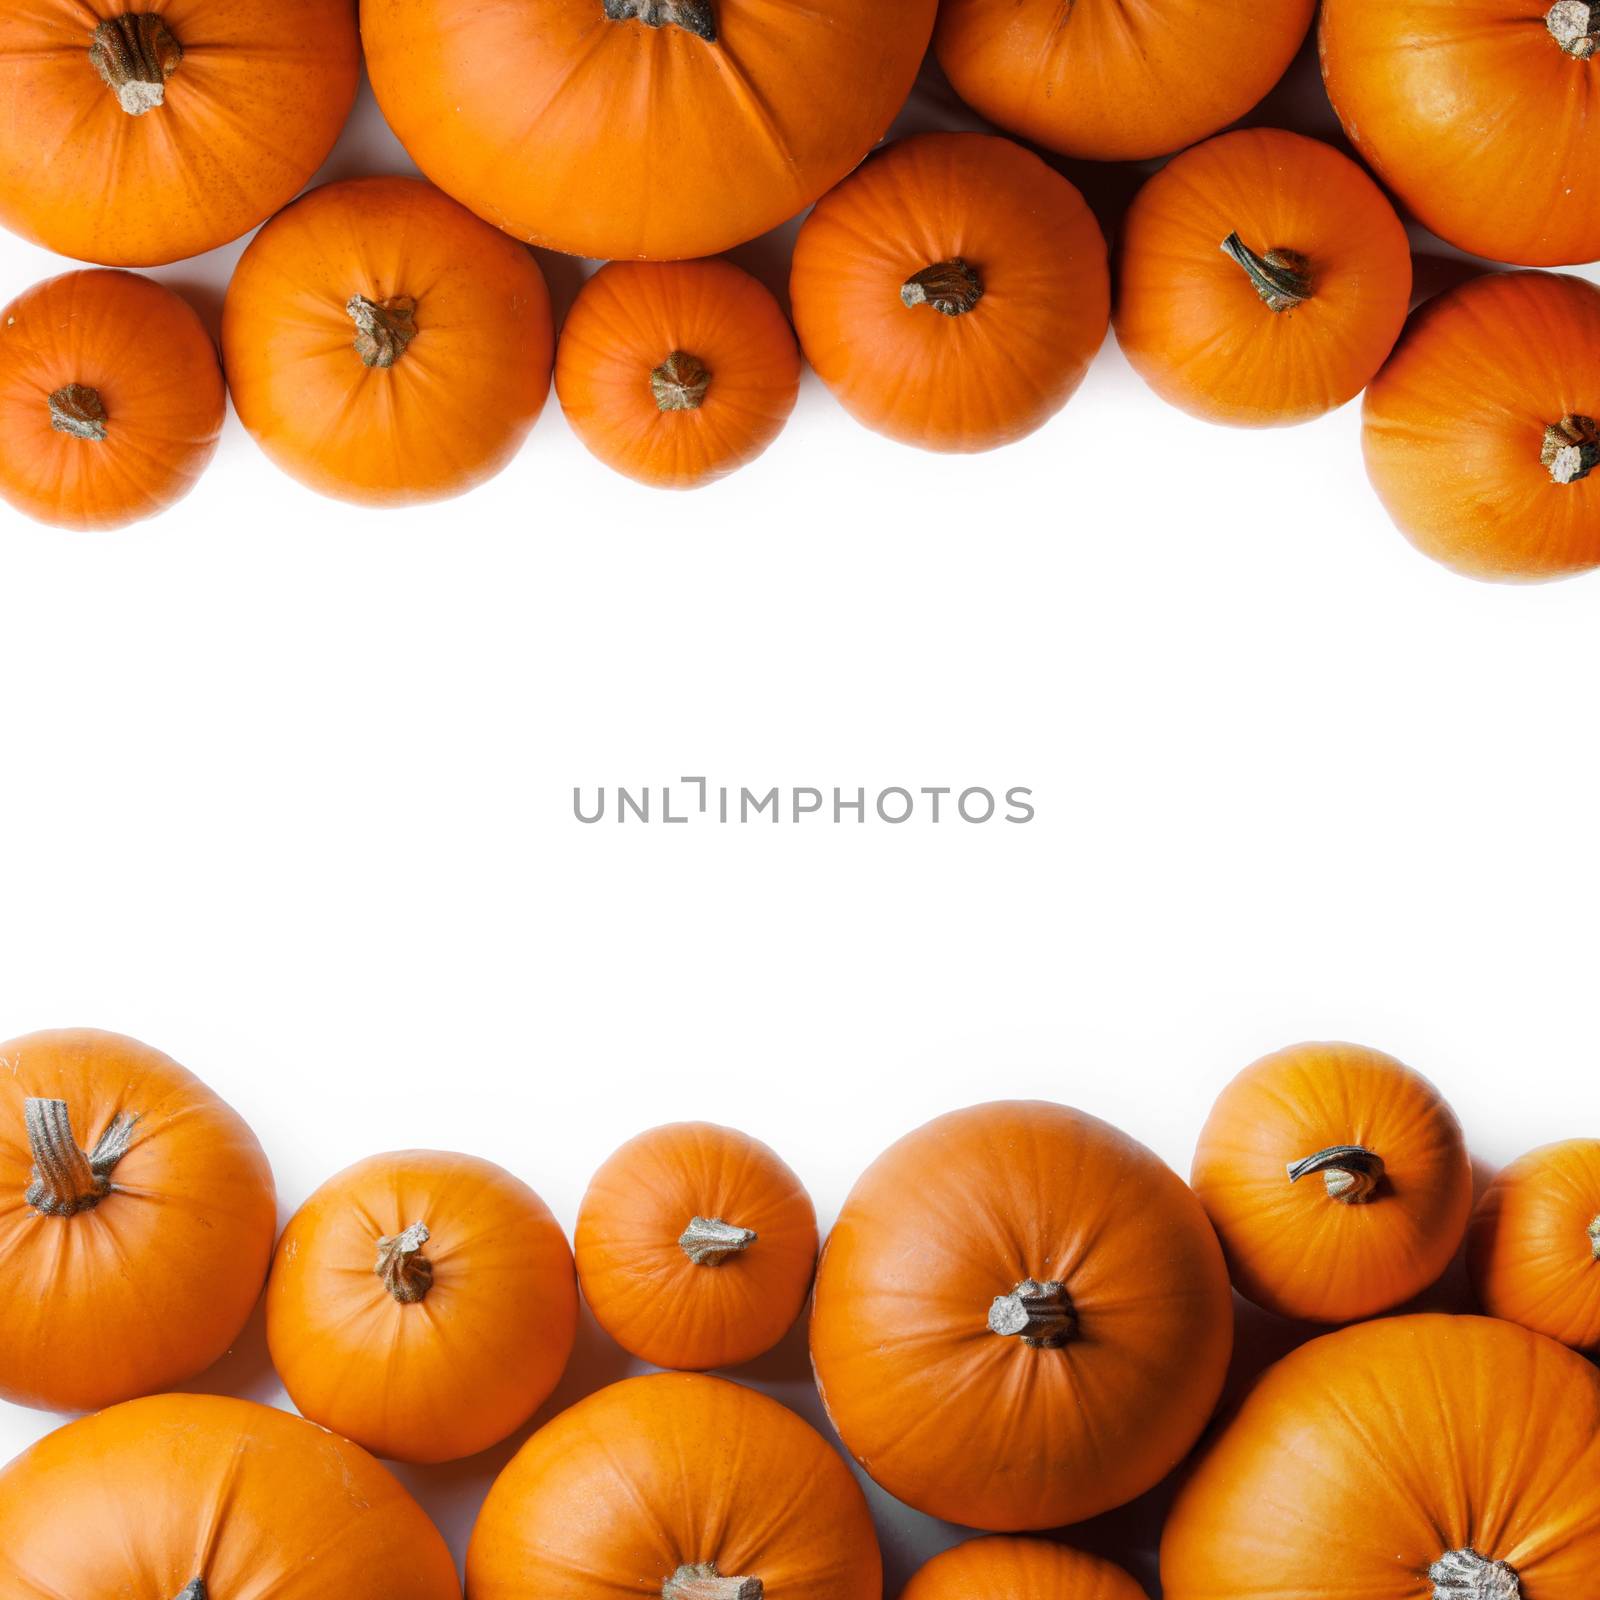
top-left (2, 31), bottom-right (1599, 1598)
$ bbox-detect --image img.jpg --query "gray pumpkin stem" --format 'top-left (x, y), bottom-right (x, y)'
top-left (1429, 1549), bottom-right (1520, 1600)
top-left (678, 1216), bottom-right (757, 1265)
top-left (603, 0), bottom-right (717, 40)
top-left (1547, 0), bottom-right (1600, 56)
top-left (901, 259), bottom-right (984, 317)
top-left (24, 1098), bottom-right (139, 1217)
top-left (49, 384), bottom-right (108, 442)
top-left (175, 1582), bottom-right (208, 1600)
top-left (1286, 1144), bottom-right (1384, 1203)
top-left (652, 351), bottom-right (712, 412)
top-left (664, 1563), bottom-right (762, 1600)
top-left (375, 1221), bottom-right (433, 1303)
top-left (1220, 232), bottom-right (1313, 312)
top-left (347, 295), bottom-right (418, 369)
top-left (988, 1278), bottom-right (1075, 1347)
top-left (1588, 1214), bottom-right (1600, 1259)
top-left (1541, 415), bottom-right (1600, 484)
top-left (90, 14), bottom-right (183, 115)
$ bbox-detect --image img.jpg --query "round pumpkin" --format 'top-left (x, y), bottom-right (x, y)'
top-left (0, 0), bottom-right (360, 267)
top-left (574, 1121), bottom-right (817, 1370)
top-left (0, 270), bottom-right (225, 531)
top-left (266, 1149), bottom-right (578, 1463)
top-left (0, 1027), bottom-right (276, 1413)
top-left (1162, 1314), bottom-right (1600, 1600)
top-left (222, 176), bottom-right (554, 507)
top-left (790, 133), bottom-right (1110, 453)
top-left (360, 0), bottom-right (936, 262)
top-left (556, 261), bottom-right (800, 489)
top-left (1362, 271), bottom-right (1600, 581)
top-left (0, 1392), bottom-right (461, 1599)
top-left (467, 1372), bottom-right (881, 1600)
top-left (1469, 1140), bottom-right (1600, 1352)
top-left (903, 1538), bottom-right (1147, 1600)
top-left (1191, 1042), bottom-right (1472, 1324)
top-left (1115, 129), bottom-right (1412, 428)
top-left (936, 0), bottom-right (1316, 164)
top-left (809, 1100), bottom-right (1233, 1531)
top-left (1320, 0), bottom-right (1600, 267)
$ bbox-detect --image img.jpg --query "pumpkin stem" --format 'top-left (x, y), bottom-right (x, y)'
top-left (664, 1563), bottom-right (762, 1600)
top-left (347, 295), bottom-right (418, 369)
top-left (48, 384), bottom-right (108, 442)
top-left (175, 1583), bottom-right (207, 1600)
top-left (1547, 1), bottom-right (1600, 56)
top-left (678, 1215), bottom-right (757, 1265)
top-left (1429, 1550), bottom-right (1520, 1600)
top-left (652, 351), bottom-right (712, 413)
top-left (988, 1278), bottom-right (1075, 1347)
top-left (89, 14), bottom-right (183, 116)
top-left (1540, 414), bottom-right (1600, 484)
top-left (1220, 233), bottom-right (1313, 313)
top-left (901, 259), bottom-right (984, 317)
top-left (1588, 1214), bottom-right (1600, 1259)
top-left (1286, 1144), bottom-right (1384, 1203)
top-left (375, 1220), bottom-right (434, 1303)
top-left (24, 1098), bottom-right (139, 1217)
top-left (602, 0), bottom-right (717, 41)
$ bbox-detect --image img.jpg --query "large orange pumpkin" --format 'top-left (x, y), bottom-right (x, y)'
top-left (575, 1121), bottom-right (817, 1370)
top-left (1191, 1042), bottom-right (1472, 1323)
top-left (467, 1373), bottom-right (881, 1600)
top-left (790, 134), bottom-right (1110, 453)
top-left (1362, 271), bottom-right (1600, 581)
top-left (936, 0), bottom-right (1316, 164)
top-left (0, 1027), bottom-right (277, 1413)
top-left (222, 176), bottom-right (554, 508)
top-left (0, 270), bottom-right (224, 530)
top-left (360, 0), bottom-right (936, 262)
top-left (1162, 1315), bottom-right (1600, 1600)
top-left (1115, 129), bottom-right (1412, 428)
top-left (808, 1100), bottom-right (1233, 1531)
top-left (266, 1149), bottom-right (578, 1463)
top-left (1320, 0), bottom-right (1600, 266)
top-left (0, 1392), bottom-right (461, 1599)
top-left (1469, 1140), bottom-right (1600, 1353)
top-left (903, 1538), bottom-right (1146, 1600)
top-left (0, 0), bottom-right (360, 267)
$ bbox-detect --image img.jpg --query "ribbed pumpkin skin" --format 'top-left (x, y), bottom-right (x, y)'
top-left (0, 271), bottom-right (224, 531)
top-left (267, 1150), bottom-right (578, 1464)
top-left (1115, 129), bottom-right (1412, 427)
top-left (809, 1100), bottom-right (1233, 1531)
top-left (936, 0), bottom-right (1315, 163)
top-left (1469, 1140), bottom-right (1600, 1352)
top-left (1320, 0), bottom-right (1600, 266)
top-left (790, 134), bottom-right (1110, 454)
top-left (1362, 272), bottom-right (1600, 581)
top-left (360, 0), bottom-right (936, 262)
top-left (575, 1121), bottom-right (817, 1369)
top-left (903, 1537), bottom-right (1148, 1600)
top-left (0, 1393), bottom-right (461, 1600)
top-left (0, 0), bottom-right (359, 267)
top-left (0, 1028), bottom-right (276, 1413)
top-left (1191, 1042), bottom-right (1472, 1323)
top-left (1162, 1315), bottom-right (1600, 1600)
top-left (467, 1373), bottom-right (882, 1600)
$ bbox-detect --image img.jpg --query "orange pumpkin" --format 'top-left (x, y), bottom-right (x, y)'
top-left (790, 134), bottom-right (1110, 453)
top-left (1191, 1042), bottom-right (1472, 1324)
top-left (936, 0), bottom-right (1316, 164)
top-left (0, 1027), bottom-right (276, 1413)
top-left (0, 1), bottom-right (360, 267)
top-left (903, 1539), bottom-right (1147, 1600)
top-left (266, 1149), bottom-right (578, 1463)
top-left (1362, 271), bottom-right (1600, 581)
top-left (0, 270), bottom-right (224, 530)
top-left (1469, 1140), bottom-right (1600, 1352)
top-left (0, 1392), bottom-right (461, 1599)
top-left (467, 1373), bottom-right (881, 1600)
top-left (1115, 129), bottom-right (1412, 428)
top-left (222, 176), bottom-right (553, 507)
top-left (809, 1100), bottom-right (1233, 1531)
top-left (360, 0), bottom-right (936, 262)
top-left (1321, 0), bottom-right (1600, 267)
top-left (1162, 1315), bottom-right (1600, 1600)
top-left (574, 1121), bottom-right (817, 1370)
top-left (556, 261), bottom-right (800, 489)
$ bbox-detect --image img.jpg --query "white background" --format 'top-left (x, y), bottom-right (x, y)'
top-left (2, 28), bottom-right (1600, 1597)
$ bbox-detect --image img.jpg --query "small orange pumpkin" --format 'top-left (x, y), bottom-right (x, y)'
top-left (0, 270), bottom-right (224, 531)
top-left (574, 1121), bottom-right (817, 1370)
top-left (903, 1538), bottom-right (1146, 1600)
top-left (1191, 1042), bottom-right (1472, 1323)
top-left (266, 1149), bottom-right (578, 1463)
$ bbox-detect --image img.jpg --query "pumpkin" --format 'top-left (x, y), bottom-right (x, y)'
top-left (359, 0), bottom-right (936, 262)
top-left (1114, 129), bottom-right (1412, 428)
top-left (467, 1372), bottom-right (881, 1600)
top-left (935, 0), bottom-right (1316, 164)
top-left (266, 1149), bottom-right (578, 1463)
top-left (0, 1391), bottom-right (461, 1599)
top-left (0, 1027), bottom-right (276, 1413)
top-left (574, 1121), bottom-right (817, 1370)
top-left (1362, 271), bottom-right (1600, 581)
top-left (789, 134), bottom-right (1110, 453)
top-left (1468, 1140), bottom-right (1600, 1352)
top-left (902, 1538), bottom-right (1147, 1600)
top-left (555, 261), bottom-right (800, 489)
top-left (1162, 1314), bottom-right (1600, 1600)
top-left (221, 176), bottom-right (554, 507)
top-left (0, 270), bottom-right (225, 531)
top-left (1191, 1042), bottom-right (1472, 1324)
top-left (1320, 0), bottom-right (1600, 267)
top-left (0, 1), bottom-right (360, 267)
top-left (808, 1100), bottom-right (1232, 1531)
